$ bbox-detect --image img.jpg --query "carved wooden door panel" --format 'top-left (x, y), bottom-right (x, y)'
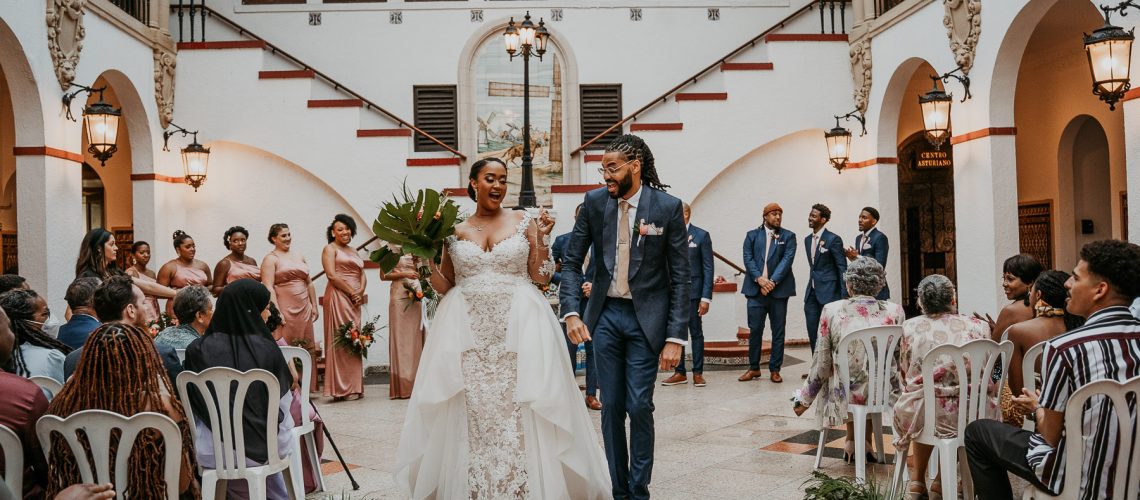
top-left (897, 132), bottom-right (957, 316)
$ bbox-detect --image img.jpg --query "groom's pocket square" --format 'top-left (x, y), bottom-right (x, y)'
top-left (639, 222), bottom-right (664, 236)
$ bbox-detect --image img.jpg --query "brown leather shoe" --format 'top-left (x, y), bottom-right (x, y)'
top-left (661, 373), bottom-right (687, 386)
top-left (693, 373), bottom-right (707, 387)
top-left (585, 395), bottom-right (602, 411)
top-left (770, 371), bottom-right (783, 383)
top-left (738, 369), bottom-right (762, 382)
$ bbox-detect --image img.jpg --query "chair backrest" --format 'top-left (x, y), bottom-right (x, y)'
top-left (28, 376), bottom-right (62, 400)
top-left (1021, 341), bottom-right (1046, 397)
top-left (835, 325), bottom-right (904, 411)
top-left (35, 409), bottom-right (182, 500)
top-left (919, 339), bottom-right (1013, 443)
top-left (0, 424), bottom-right (22, 499)
top-left (1058, 376), bottom-right (1140, 500)
top-left (279, 346), bottom-right (312, 427)
top-left (176, 367), bottom-right (284, 474)
top-left (175, 349), bottom-right (186, 364)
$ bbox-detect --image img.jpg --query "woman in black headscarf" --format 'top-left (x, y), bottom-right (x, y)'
top-left (184, 278), bottom-right (294, 499)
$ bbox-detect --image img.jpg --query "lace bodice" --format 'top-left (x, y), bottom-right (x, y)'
top-left (447, 213), bottom-right (534, 288)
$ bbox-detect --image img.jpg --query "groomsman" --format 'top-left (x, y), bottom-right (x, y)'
top-left (661, 202), bottom-right (713, 387)
top-left (844, 206), bottom-right (889, 300)
top-left (553, 204), bottom-right (601, 410)
top-left (740, 203), bottom-right (796, 383)
top-left (803, 204), bottom-right (846, 357)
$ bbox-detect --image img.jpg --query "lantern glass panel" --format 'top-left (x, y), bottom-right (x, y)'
top-left (1087, 37), bottom-right (1133, 94)
top-left (85, 112), bottom-right (119, 154)
top-left (920, 97), bottom-right (951, 143)
top-left (825, 132), bottom-right (851, 165)
top-left (519, 25), bottom-right (536, 48)
top-left (504, 31), bottom-right (520, 54)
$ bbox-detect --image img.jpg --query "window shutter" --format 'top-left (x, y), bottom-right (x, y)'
top-left (580, 84), bottom-right (622, 149)
top-left (413, 85), bottom-right (459, 152)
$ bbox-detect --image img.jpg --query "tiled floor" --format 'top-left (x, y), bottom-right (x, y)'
top-left (305, 346), bottom-right (1023, 499)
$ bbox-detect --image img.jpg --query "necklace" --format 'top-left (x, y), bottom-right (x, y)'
top-left (468, 212), bottom-right (495, 231)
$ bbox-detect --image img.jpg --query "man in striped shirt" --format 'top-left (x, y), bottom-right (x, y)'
top-left (965, 239), bottom-right (1140, 499)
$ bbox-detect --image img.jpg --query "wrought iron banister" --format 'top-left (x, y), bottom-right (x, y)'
top-left (713, 251), bottom-right (746, 276)
top-left (572, 0), bottom-right (850, 156)
top-left (170, 3), bottom-right (465, 159)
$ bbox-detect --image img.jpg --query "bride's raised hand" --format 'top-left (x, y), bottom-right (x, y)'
top-left (536, 208), bottom-right (555, 236)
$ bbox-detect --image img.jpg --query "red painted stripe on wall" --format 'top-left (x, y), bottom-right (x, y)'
top-left (949, 127), bottom-right (1016, 145)
top-left (130, 173), bottom-right (186, 184)
top-left (177, 40), bottom-right (266, 50)
top-left (629, 123), bottom-right (683, 132)
top-left (551, 184), bottom-right (604, 194)
top-left (406, 158), bottom-right (461, 167)
top-left (13, 146), bottom-right (83, 163)
top-left (846, 157), bottom-right (898, 169)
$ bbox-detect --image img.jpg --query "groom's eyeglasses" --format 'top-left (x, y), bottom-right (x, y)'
top-left (597, 159), bottom-right (636, 176)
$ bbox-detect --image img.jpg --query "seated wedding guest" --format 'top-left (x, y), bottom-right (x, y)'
top-left (154, 285), bottom-right (213, 350)
top-left (184, 279), bottom-right (294, 499)
top-left (267, 302), bottom-right (326, 493)
top-left (44, 323), bottom-right (197, 498)
top-left (76, 229), bottom-right (174, 304)
top-left (212, 226), bottom-right (261, 295)
top-left (0, 289), bottom-right (69, 383)
top-left (966, 240), bottom-right (1140, 500)
top-left (793, 257), bottom-right (904, 462)
top-left (0, 307), bottom-right (49, 499)
top-left (57, 278), bottom-right (102, 350)
top-left (65, 276), bottom-right (182, 384)
top-left (893, 274), bottom-right (990, 500)
top-left (157, 230), bottom-right (211, 317)
top-left (124, 241), bottom-right (161, 319)
top-left (0, 274), bottom-right (28, 294)
top-left (982, 254), bottom-right (1043, 341)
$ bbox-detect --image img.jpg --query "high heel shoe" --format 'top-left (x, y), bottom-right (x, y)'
top-left (842, 440), bottom-right (855, 464)
top-left (906, 480), bottom-right (929, 500)
top-left (928, 480), bottom-right (943, 500)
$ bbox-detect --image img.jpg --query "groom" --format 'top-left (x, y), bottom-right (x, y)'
top-left (560, 134), bottom-right (690, 499)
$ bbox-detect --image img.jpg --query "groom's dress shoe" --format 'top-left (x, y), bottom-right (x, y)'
top-left (770, 371), bottom-right (783, 383)
top-left (693, 373), bottom-right (707, 387)
top-left (661, 373), bottom-right (687, 386)
top-left (738, 370), bottom-right (762, 382)
top-left (585, 395), bottom-right (602, 411)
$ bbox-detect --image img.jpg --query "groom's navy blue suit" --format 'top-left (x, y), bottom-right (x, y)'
top-left (560, 186), bottom-right (690, 500)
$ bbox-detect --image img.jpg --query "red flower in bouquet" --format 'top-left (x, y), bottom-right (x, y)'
top-left (334, 315), bottom-right (385, 358)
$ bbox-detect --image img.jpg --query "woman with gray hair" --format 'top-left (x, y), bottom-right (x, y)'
top-left (154, 285), bottom-right (214, 350)
top-left (892, 274), bottom-right (990, 500)
top-left (793, 257), bottom-right (905, 462)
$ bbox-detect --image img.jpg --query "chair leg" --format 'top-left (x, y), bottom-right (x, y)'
top-left (200, 473), bottom-right (219, 500)
top-left (247, 474), bottom-right (269, 500)
top-left (928, 448), bottom-right (939, 482)
top-left (889, 446), bottom-right (909, 500)
top-left (853, 407), bottom-right (868, 483)
top-left (304, 432), bottom-right (325, 492)
top-left (814, 427), bottom-right (826, 470)
top-left (282, 465), bottom-right (301, 500)
top-left (871, 412), bottom-right (886, 463)
top-left (289, 437), bottom-right (306, 498)
top-left (957, 446), bottom-right (973, 500)
top-left (937, 442), bottom-right (958, 500)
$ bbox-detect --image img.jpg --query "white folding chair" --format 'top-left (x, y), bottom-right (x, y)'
top-left (35, 409), bottom-right (183, 500)
top-left (890, 339), bottom-right (1012, 500)
top-left (1022, 376), bottom-right (1140, 500)
top-left (280, 346), bottom-right (325, 494)
top-left (0, 424), bottom-right (22, 499)
top-left (1020, 341), bottom-right (1046, 431)
top-left (28, 376), bottom-right (62, 400)
top-left (816, 325), bottom-right (902, 482)
top-left (177, 367), bottom-right (299, 500)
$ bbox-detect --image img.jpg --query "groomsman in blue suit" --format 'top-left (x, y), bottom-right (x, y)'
top-left (844, 206), bottom-right (889, 300)
top-left (803, 204), bottom-right (846, 358)
top-left (552, 204), bottom-right (602, 411)
top-left (740, 203), bottom-right (796, 383)
top-left (661, 202), bottom-right (713, 388)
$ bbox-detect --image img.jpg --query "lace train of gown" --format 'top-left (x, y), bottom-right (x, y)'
top-left (394, 214), bottom-right (611, 500)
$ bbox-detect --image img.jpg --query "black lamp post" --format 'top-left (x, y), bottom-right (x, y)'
top-left (504, 11), bottom-right (549, 208)
top-left (1084, 2), bottom-right (1138, 110)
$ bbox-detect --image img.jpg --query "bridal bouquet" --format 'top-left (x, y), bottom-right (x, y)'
top-left (370, 183), bottom-right (460, 309)
top-left (333, 315), bottom-right (384, 358)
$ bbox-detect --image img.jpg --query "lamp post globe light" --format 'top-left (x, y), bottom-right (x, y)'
top-left (1084, 15), bottom-right (1134, 110)
top-left (503, 11), bottom-right (549, 208)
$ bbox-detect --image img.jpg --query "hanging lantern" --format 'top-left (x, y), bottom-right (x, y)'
top-left (919, 82), bottom-right (952, 149)
top-left (1084, 21), bottom-right (1134, 110)
top-left (824, 125), bottom-right (852, 173)
top-left (181, 138), bottom-right (210, 192)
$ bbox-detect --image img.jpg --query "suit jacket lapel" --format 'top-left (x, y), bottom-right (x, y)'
top-left (629, 188), bottom-right (651, 279)
top-left (602, 196), bottom-right (617, 275)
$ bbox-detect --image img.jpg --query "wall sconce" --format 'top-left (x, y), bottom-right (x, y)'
top-left (62, 84), bottom-right (122, 166)
top-left (163, 123), bottom-right (211, 192)
top-left (1084, 2), bottom-right (1138, 110)
top-left (823, 110), bottom-right (866, 173)
top-left (918, 66), bottom-right (971, 149)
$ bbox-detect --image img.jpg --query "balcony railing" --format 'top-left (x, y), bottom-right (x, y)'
top-left (874, 0), bottom-right (906, 17)
top-left (109, 0), bottom-right (152, 25)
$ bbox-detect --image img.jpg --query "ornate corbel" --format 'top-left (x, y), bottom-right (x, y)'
top-left (46, 0), bottom-right (87, 91)
top-left (943, 0), bottom-right (981, 74)
top-left (153, 47), bottom-right (176, 129)
top-left (850, 37), bottom-right (873, 114)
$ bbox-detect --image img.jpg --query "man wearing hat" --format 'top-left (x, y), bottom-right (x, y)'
top-left (844, 206), bottom-right (889, 300)
top-left (740, 202), bottom-right (797, 383)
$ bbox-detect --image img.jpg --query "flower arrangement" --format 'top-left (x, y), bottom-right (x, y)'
top-left (333, 315), bottom-right (384, 358)
top-left (147, 313), bottom-right (176, 338)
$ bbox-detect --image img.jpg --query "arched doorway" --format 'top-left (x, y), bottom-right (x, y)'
top-left (1066, 116), bottom-right (1112, 253)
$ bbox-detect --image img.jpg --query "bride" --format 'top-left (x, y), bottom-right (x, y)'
top-left (394, 158), bottom-right (612, 499)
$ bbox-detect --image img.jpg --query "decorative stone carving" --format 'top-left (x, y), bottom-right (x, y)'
top-left (46, 0), bottom-right (87, 91)
top-left (850, 37), bottom-right (872, 114)
top-left (154, 47), bottom-right (176, 129)
top-left (943, 0), bottom-right (981, 74)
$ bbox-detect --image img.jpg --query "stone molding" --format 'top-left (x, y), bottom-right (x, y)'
top-left (47, 0), bottom-right (87, 91)
top-left (154, 47), bottom-right (176, 128)
top-left (943, 0), bottom-right (981, 74)
top-left (850, 37), bottom-right (872, 114)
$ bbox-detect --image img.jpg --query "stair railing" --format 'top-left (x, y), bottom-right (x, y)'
top-left (170, 3), bottom-right (465, 159)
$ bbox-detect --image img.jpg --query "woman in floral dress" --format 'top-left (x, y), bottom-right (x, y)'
top-left (893, 274), bottom-right (990, 499)
top-left (794, 257), bottom-right (905, 462)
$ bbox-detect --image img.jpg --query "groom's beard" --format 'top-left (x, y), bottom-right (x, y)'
top-left (607, 175), bottom-right (634, 199)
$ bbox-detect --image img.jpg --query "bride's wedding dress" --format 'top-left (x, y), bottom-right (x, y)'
top-left (395, 214), bottom-right (612, 499)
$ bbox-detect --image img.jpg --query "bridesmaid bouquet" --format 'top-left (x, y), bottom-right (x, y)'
top-left (370, 183), bottom-right (461, 303)
top-left (147, 313), bottom-right (176, 338)
top-left (333, 315), bottom-right (384, 358)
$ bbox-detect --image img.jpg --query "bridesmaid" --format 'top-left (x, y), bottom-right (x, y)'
top-left (321, 214), bottom-right (366, 401)
top-left (260, 223), bottom-right (319, 351)
top-left (157, 231), bottom-right (211, 318)
top-left (382, 251), bottom-right (424, 399)
top-left (212, 226), bottom-right (261, 295)
top-left (125, 241), bottom-right (161, 321)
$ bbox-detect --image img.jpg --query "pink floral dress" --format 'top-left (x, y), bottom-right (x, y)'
top-left (892, 313), bottom-right (991, 446)
top-left (798, 296), bottom-right (906, 427)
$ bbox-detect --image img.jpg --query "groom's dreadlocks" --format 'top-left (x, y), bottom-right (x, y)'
top-left (605, 134), bottom-right (670, 192)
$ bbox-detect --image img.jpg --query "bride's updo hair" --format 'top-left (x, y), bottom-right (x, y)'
top-left (467, 157), bottom-right (507, 201)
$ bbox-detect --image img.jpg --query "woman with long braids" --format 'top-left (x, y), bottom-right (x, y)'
top-left (157, 230), bottom-right (212, 317)
top-left (43, 322), bottom-right (197, 498)
top-left (212, 226), bottom-right (261, 295)
top-left (0, 289), bottom-right (70, 383)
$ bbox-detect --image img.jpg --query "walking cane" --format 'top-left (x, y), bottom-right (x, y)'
top-left (308, 403), bottom-right (361, 491)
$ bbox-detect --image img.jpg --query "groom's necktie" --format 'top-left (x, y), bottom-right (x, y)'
top-left (615, 200), bottom-right (631, 296)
